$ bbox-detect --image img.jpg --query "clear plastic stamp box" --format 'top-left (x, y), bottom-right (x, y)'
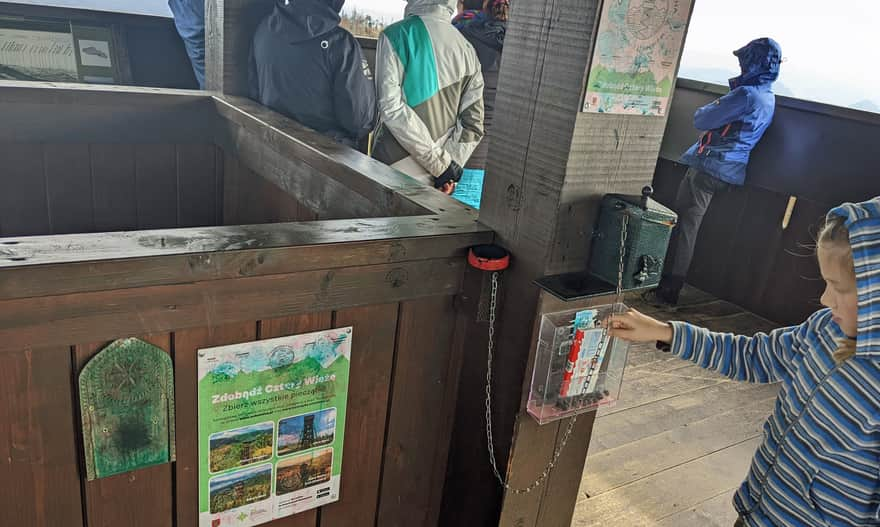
top-left (527, 303), bottom-right (630, 425)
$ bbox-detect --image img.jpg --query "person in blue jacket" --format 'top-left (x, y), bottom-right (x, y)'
top-left (612, 197), bottom-right (880, 526)
top-left (647, 38), bottom-right (782, 305)
top-left (249, 0), bottom-right (376, 149)
top-left (168, 0), bottom-right (205, 89)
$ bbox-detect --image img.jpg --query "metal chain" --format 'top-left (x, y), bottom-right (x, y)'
top-left (484, 213), bottom-right (629, 494)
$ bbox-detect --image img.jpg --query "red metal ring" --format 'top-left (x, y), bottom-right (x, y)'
top-left (468, 247), bottom-right (510, 271)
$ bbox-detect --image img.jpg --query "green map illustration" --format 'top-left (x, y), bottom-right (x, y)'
top-left (584, 0), bottom-right (693, 115)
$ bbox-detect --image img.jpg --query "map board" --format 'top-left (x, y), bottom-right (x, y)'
top-left (583, 0), bottom-right (693, 116)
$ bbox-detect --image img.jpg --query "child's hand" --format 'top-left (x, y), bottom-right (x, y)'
top-left (605, 309), bottom-right (674, 344)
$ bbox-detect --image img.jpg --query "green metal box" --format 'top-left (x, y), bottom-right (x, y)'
top-left (588, 191), bottom-right (677, 290)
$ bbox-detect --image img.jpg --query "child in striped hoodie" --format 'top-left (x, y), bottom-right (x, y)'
top-left (609, 198), bottom-right (880, 526)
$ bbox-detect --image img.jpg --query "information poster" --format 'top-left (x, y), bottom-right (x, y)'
top-left (583, 0), bottom-right (693, 115)
top-left (0, 27), bottom-right (77, 82)
top-left (198, 328), bottom-right (352, 527)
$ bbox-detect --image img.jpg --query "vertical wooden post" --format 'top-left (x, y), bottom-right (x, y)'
top-left (443, 0), bottom-right (695, 525)
top-left (204, 0), bottom-right (273, 95)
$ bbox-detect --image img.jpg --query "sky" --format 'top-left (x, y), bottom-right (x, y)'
top-left (342, 0), bottom-right (880, 111)
top-left (7, 0), bottom-right (877, 111)
top-left (678, 0), bottom-right (880, 110)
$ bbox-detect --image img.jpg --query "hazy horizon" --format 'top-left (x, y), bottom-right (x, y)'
top-left (7, 0), bottom-right (876, 112)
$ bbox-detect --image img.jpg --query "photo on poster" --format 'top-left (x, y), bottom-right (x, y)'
top-left (209, 421), bottom-right (274, 473)
top-left (77, 39), bottom-right (112, 68)
top-left (209, 463), bottom-right (272, 514)
top-left (275, 448), bottom-right (333, 496)
top-left (277, 408), bottom-right (336, 458)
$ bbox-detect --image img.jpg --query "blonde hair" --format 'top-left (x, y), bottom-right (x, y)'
top-left (818, 216), bottom-right (857, 363)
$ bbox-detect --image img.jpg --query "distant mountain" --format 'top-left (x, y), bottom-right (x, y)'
top-left (850, 99), bottom-right (880, 113)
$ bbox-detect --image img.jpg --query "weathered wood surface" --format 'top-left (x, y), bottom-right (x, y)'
top-left (0, 345), bottom-right (84, 527)
top-left (0, 230), bottom-right (488, 300)
top-left (321, 304), bottom-right (398, 527)
top-left (572, 288), bottom-right (782, 527)
top-left (0, 142), bottom-right (51, 236)
top-left (0, 142), bottom-right (225, 238)
top-left (223, 151), bottom-right (319, 224)
top-left (573, 439), bottom-right (760, 526)
top-left (0, 258), bottom-right (463, 354)
top-left (654, 490), bottom-right (739, 527)
top-left (654, 159), bottom-right (832, 326)
top-left (214, 96), bottom-right (478, 218)
top-left (378, 296), bottom-right (459, 527)
top-left (205, 0), bottom-right (272, 96)
top-left (0, 82), bottom-right (215, 143)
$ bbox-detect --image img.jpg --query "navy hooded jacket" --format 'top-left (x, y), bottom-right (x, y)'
top-left (249, 0), bottom-right (376, 147)
top-left (680, 38), bottom-right (781, 185)
top-left (168, 0), bottom-right (205, 88)
top-left (456, 15), bottom-right (505, 169)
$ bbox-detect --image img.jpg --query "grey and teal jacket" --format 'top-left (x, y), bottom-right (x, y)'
top-left (669, 198), bottom-right (880, 526)
top-left (372, 0), bottom-right (485, 178)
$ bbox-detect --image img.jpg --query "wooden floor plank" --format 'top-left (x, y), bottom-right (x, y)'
top-left (598, 365), bottom-right (727, 417)
top-left (571, 439), bottom-right (760, 527)
top-left (581, 397), bottom-right (774, 496)
top-left (588, 381), bottom-right (780, 455)
top-left (654, 490), bottom-right (739, 527)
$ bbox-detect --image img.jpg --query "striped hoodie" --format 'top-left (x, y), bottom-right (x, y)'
top-left (670, 198), bottom-right (880, 526)
top-left (372, 0), bottom-right (485, 184)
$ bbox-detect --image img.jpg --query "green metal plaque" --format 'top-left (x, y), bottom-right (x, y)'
top-left (79, 338), bottom-right (176, 480)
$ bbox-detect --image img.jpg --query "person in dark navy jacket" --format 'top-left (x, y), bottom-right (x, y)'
top-left (249, 0), bottom-right (376, 148)
top-left (647, 37), bottom-right (782, 306)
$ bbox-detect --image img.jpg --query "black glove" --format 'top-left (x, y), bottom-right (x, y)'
top-left (434, 161), bottom-right (463, 189)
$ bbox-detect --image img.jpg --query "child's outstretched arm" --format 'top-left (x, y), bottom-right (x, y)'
top-left (608, 309), bottom-right (807, 383)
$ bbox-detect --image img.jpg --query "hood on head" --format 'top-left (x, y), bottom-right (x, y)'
top-left (405, 0), bottom-right (457, 18)
top-left (271, 0), bottom-right (343, 41)
top-left (828, 197), bottom-right (880, 359)
top-left (728, 37), bottom-right (781, 89)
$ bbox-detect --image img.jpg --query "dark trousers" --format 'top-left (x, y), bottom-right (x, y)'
top-left (657, 167), bottom-right (731, 303)
top-left (733, 517), bottom-right (745, 527)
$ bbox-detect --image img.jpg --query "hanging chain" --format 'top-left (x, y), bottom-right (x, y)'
top-left (484, 213), bottom-right (629, 494)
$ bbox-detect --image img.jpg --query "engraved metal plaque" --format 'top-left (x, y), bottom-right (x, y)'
top-left (79, 338), bottom-right (176, 480)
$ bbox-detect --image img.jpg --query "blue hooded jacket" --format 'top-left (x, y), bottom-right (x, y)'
top-left (168, 0), bottom-right (205, 89)
top-left (679, 38), bottom-right (781, 185)
top-left (669, 197), bottom-right (880, 526)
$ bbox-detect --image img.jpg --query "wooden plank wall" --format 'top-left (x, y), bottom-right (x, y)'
top-left (0, 296), bottom-right (461, 527)
top-left (222, 151), bottom-right (320, 224)
top-left (0, 142), bottom-right (222, 237)
top-left (653, 159), bottom-right (828, 325)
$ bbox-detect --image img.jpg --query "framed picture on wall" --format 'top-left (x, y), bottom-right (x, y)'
top-left (0, 16), bottom-right (129, 84)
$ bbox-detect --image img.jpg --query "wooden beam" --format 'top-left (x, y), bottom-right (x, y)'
top-left (213, 96), bottom-right (469, 217)
top-left (0, 258), bottom-right (464, 354)
top-left (443, 0), bottom-right (695, 524)
top-left (0, 81), bottom-right (215, 143)
top-left (0, 227), bottom-right (490, 299)
top-left (204, 0), bottom-right (273, 95)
